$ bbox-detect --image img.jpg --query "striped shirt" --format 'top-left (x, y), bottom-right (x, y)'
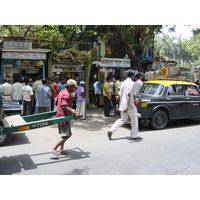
top-left (37, 84), bottom-right (51, 107)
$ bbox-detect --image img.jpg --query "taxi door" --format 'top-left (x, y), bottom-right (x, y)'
top-left (167, 84), bottom-right (186, 118)
top-left (184, 85), bottom-right (200, 116)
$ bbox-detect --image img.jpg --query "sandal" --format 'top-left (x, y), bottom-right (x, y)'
top-left (59, 150), bottom-right (67, 155)
top-left (48, 149), bottom-right (59, 157)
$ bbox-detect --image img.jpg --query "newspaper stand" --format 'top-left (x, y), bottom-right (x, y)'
top-left (0, 111), bottom-right (75, 146)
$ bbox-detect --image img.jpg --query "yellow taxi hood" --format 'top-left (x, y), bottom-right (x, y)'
top-left (144, 80), bottom-right (196, 87)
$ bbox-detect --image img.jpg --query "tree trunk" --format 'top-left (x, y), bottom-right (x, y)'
top-left (84, 47), bottom-right (97, 106)
top-left (110, 26), bottom-right (143, 71)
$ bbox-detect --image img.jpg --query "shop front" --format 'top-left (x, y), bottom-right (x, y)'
top-left (98, 57), bottom-right (131, 79)
top-left (91, 58), bottom-right (131, 106)
top-left (52, 62), bottom-right (84, 83)
top-left (0, 42), bottom-right (50, 83)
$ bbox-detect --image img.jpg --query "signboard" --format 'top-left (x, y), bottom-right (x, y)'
top-left (2, 52), bottom-right (46, 60)
top-left (100, 58), bottom-right (131, 68)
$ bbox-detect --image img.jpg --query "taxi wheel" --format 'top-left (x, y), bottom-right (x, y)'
top-left (0, 133), bottom-right (12, 146)
top-left (151, 110), bottom-right (168, 130)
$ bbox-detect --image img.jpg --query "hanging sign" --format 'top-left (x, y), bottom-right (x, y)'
top-left (2, 52), bottom-right (46, 60)
top-left (35, 61), bottom-right (41, 67)
top-left (100, 58), bottom-right (130, 68)
top-left (22, 60), bottom-right (27, 65)
top-left (16, 60), bottom-right (22, 66)
top-left (39, 60), bottom-right (44, 66)
top-left (66, 73), bottom-right (71, 78)
top-left (161, 67), bottom-right (169, 76)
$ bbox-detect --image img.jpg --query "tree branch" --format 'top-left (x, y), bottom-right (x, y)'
top-left (142, 25), bottom-right (158, 47)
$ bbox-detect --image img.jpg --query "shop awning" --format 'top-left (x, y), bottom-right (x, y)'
top-left (1, 48), bottom-right (50, 60)
top-left (1, 48), bottom-right (50, 53)
top-left (94, 58), bottom-right (131, 68)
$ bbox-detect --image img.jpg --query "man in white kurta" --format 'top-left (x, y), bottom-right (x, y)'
top-left (108, 71), bottom-right (142, 140)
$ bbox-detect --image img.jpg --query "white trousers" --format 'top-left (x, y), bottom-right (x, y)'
top-left (53, 96), bottom-right (58, 111)
top-left (108, 108), bottom-right (138, 138)
top-left (76, 101), bottom-right (85, 119)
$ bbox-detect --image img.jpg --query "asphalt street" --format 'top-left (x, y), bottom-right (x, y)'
top-left (1, 108), bottom-right (200, 175)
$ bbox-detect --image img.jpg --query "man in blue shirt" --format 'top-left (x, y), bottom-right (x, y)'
top-left (37, 78), bottom-right (54, 113)
top-left (58, 78), bottom-right (67, 92)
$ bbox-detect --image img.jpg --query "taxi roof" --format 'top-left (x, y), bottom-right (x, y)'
top-left (144, 80), bottom-right (196, 87)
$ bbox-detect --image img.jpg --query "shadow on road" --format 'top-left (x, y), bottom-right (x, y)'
top-left (0, 147), bottom-right (90, 175)
top-left (6, 132), bottom-right (30, 146)
top-left (0, 154), bottom-right (37, 175)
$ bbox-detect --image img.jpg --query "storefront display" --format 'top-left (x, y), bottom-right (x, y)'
top-left (0, 42), bottom-right (50, 83)
top-left (52, 63), bottom-right (84, 83)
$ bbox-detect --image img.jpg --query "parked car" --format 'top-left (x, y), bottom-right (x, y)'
top-left (3, 100), bottom-right (22, 116)
top-left (0, 99), bottom-right (22, 146)
top-left (135, 80), bottom-right (200, 130)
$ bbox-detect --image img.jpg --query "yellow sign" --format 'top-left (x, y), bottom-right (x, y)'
top-left (66, 73), bottom-right (71, 78)
top-left (18, 126), bottom-right (30, 131)
top-left (23, 60), bottom-right (27, 65)
top-left (141, 103), bottom-right (148, 107)
top-left (161, 67), bottom-right (169, 76)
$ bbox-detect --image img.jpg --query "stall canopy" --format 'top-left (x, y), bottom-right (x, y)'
top-left (94, 58), bottom-right (131, 68)
top-left (0, 46), bottom-right (50, 83)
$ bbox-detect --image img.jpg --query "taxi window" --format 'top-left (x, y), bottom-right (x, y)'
top-left (168, 85), bottom-right (184, 96)
top-left (185, 85), bottom-right (200, 96)
top-left (139, 83), bottom-right (164, 96)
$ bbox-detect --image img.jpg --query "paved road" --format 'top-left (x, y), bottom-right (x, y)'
top-left (1, 108), bottom-right (200, 175)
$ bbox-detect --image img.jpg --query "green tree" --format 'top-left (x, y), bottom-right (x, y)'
top-left (182, 35), bottom-right (200, 67)
top-left (154, 32), bottom-right (177, 60)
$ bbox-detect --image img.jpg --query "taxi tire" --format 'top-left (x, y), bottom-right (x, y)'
top-left (150, 110), bottom-right (168, 130)
top-left (0, 133), bottom-right (12, 146)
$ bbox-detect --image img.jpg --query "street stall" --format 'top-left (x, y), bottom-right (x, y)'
top-left (92, 57), bottom-right (131, 106)
top-left (52, 49), bottom-right (89, 83)
top-left (0, 41), bottom-right (50, 83)
top-left (144, 61), bottom-right (200, 83)
top-left (97, 57), bottom-right (131, 81)
top-left (52, 62), bottom-right (84, 83)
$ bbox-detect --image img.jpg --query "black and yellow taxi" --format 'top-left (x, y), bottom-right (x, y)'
top-left (135, 80), bottom-right (200, 130)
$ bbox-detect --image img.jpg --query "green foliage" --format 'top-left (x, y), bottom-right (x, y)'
top-left (53, 48), bottom-right (89, 63)
top-left (154, 30), bottom-right (199, 68)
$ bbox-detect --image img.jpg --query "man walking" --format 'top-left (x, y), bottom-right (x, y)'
top-left (49, 79), bottom-right (81, 157)
top-left (107, 71), bottom-right (142, 141)
top-left (76, 81), bottom-right (86, 120)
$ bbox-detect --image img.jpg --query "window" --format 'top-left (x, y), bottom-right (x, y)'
top-left (185, 85), bottom-right (200, 96)
top-left (168, 85), bottom-right (184, 96)
top-left (139, 84), bottom-right (164, 96)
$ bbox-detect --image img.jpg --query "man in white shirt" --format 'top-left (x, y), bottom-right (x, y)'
top-left (114, 76), bottom-right (123, 94)
top-left (12, 77), bottom-right (22, 104)
top-left (107, 71), bottom-right (142, 141)
top-left (1, 78), bottom-right (13, 97)
top-left (133, 73), bottom-right (143, 95)
top-left (22, 78), bottom-right (34, 116)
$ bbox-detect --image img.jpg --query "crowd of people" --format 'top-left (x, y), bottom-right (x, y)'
top-left (0, 75), bottom-right (87, 120)
top-left (0, 70), bottom-right (144, 157)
